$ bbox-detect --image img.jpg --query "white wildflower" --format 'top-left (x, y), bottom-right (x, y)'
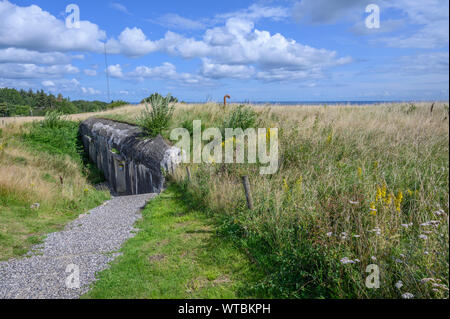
top-left (401, 223), bottom-right (413, 228)
top-left (326, 232), bottom-right (333, 237)
top-left (370, 227), bottom-right (381, 235)
top-left (395, 281), bottom-right (403, 289)
top-left (421, 278), bottom-right (435, 284)
top-left (371, 256), bottom-right (377, 262)
top-left (340, 257), bottom-right (355, 264)
top-left (401, 293), bottom-right (414, 299)
top-left (353, 235), bottom-right (361, 238)
top-left (349, 200), bottom-right (359, 205)
top-left (419, 234), bottom-right (428, 240)
top-left (434, 209), bottom-right (445, 216)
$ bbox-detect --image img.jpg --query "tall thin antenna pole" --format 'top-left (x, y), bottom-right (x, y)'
top-left (104, 42), bottom-right (111, 102)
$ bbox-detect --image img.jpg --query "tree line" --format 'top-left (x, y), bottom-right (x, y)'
top-left (0, 88), bottom-right (129, 117)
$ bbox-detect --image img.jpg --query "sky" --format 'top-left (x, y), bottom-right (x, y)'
top-left (0, 0), bottom-right (448, 102)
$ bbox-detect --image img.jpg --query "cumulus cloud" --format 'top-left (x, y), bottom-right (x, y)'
top-left (0, 1), bottom-right (106, 53)
top-left (106, 27), bottom-right (158, 57)
top-left (200, 59), bottom-right (255, 79)
top-left (155, 18), bottom-right (351, 81)
top-left (107, 64), bottom-right (124, 78)
top-left (115, 62), bottom-right (212, 86)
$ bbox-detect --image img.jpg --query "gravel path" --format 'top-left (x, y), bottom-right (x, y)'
top-left (0, 193), bottom-right (155, 299)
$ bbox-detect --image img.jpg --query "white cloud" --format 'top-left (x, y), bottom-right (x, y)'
top-left (0, 48), bottom-right (71, 64)
top-left (107, 64), bottom-right (124, 78)
top-left (155, 18), bottom-right (351, 80)
top-left (0, 1), bottom-right (106, 53)
top-left (106, 27), bottom-right (158, 57)
top-left (120, 62), bottom-right (212, 86)
top-left (217, 4), bottom-right (289, 22)
top-left (200, 59), bottom-right (255, 79)
top-left (81, 86), bottom-right (101, 95)
top-left (42, 80), bottom-right (55, 87)
top-left (109, 2), bottom-right (131, 15)
top-left (293, 0), bottom-right (449, 49)
top-left (0, 63), bottom-right (79, 79)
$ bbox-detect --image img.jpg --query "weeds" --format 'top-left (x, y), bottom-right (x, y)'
top-left (171, 103), bottom-right (449, 299)
top-left (137, 94), bottom-right (175, 137)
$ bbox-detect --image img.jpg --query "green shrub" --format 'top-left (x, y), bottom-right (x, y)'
top-left (222, 105), bottom-right (258, 132)
top-left (137, 94), bottom-right (175, 137)
top-left (41, 111), bottom-right (67, 129)
top-left (23, 117), bottom-right (81, 159)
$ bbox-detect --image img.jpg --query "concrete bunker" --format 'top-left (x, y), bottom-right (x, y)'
top-left (79, 118), bottom-right (182, 195)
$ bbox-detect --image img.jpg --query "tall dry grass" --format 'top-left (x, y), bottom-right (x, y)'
top-left (171, 102), bottom-right (449, 298)
top-left (0, 122), bottom-right (109, 260)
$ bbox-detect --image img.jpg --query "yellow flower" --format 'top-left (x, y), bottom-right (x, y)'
top-left (407, 189), bottom-right (413, 196)
top-left (370, 202), bottom-right (377, 216)
top-left (381, 184), bottom-right (387, 199)
top-left (395, 190), bottom-right (403, 212)
top-left (373, 161), bottom-right (379, 169)
top-left (326, 131), bottom-right (333, 144)
top-left (376, 186), bottom-right (382, 203)
top-left (358, 167), bottom-right (363, 178)
top-left (283, 178), bottom-right (289, 192)
top-left (385, 194), bottom-right (393, 205)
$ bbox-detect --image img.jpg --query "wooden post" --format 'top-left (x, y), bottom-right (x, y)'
top-left (186, 166), bottom-right (191, 181)
top-left (430, 103), bottom-right (435, 114)
top-left (241, 175), bottom-right (254, 210)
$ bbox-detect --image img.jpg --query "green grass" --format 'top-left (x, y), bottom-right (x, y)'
top-left (84, 185), bottom-right (263, 299)
top-left (0, 119), bottom-right (109, 261)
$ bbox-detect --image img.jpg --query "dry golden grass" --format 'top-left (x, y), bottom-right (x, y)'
top-left (0, 123), bottom-right (109, 260)
top-left (170, 102), bottom-right (449, 298)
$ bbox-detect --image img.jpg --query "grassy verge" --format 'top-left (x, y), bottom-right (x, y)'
top-left (83, 102), bottom-right (449, 299)
top-left (0, 118), bottom-right (109, 261)
top-left (84, 185), bottom-right (263, 299)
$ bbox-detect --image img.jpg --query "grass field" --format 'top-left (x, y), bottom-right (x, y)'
top-left (1, 102), bottom-right (448, 299)
top-left (75, 101), bottom-right (449, 298)
top-left (0, 119), bottom-right (109, 261)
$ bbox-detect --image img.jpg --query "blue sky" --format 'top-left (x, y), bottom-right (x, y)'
top-left (0, 0), bottom-right (448, 102)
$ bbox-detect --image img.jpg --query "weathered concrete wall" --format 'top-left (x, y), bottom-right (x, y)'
top-left (79, 118), bottom-right (182, 195)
